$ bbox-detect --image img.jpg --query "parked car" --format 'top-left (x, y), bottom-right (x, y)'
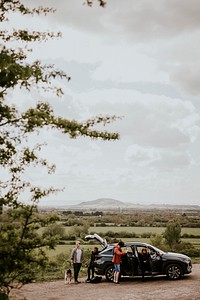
top-left (85, 234), bottom-right (192, 281)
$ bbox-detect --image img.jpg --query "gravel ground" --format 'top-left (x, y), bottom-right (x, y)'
top-left (10, 264), bottom-right (200, 300)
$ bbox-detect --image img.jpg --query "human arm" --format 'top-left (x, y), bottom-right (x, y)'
top-left (114, 248), bottom-right (127, 256)
top-left (71, 248), bottom-right (75, 263)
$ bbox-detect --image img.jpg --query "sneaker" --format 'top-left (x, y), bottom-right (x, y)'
top-left (86, 279), bottom-right (91, 283)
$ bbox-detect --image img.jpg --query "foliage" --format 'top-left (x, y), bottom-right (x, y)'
top-left (36, 247), bottom-right (92, 282)
top-left (150, 234), bottom-right (164, 248)
top-left (163, 223), bottom-right (181, 249)
top-left (0, 206), bottom-right (59, 295)
top-left (42, 223), bottom-right (66, 241)
top-left (67, 223), bottom-right (90, 239)
top-left (0, 0), bottom-right (117, 296)
top-left (60, 209), bottom-right (200, 228)
top-left (85, 0), bottom-right (106, 7)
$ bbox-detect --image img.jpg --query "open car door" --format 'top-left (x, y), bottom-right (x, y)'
top-left (85, 233), bottom-right (107, 248)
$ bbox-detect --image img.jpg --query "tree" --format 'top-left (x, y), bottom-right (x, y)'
top-left (163, 223), bottom-right (181, 249)
top-left (150, 234), bottom-right (163, 248)
top-left (68, 222), bottom-right (89, 239)
top-left (0, 1), bottom-right (117, 297)
top-left (42, 223), bottom-right (66, 241)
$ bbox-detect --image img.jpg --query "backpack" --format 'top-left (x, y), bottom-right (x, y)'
top-left (112, 246), bottom-right (115, 263)
top-left (90, 276), bottom-right (102, 283)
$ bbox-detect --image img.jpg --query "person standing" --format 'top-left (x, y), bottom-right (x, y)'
top-left (71, 240), bottom-right (84, 284)
top-left (112, 241), bottom-right (127, 284)
top-left (138, 247), bottom-right (151, 281)
top-left (86, 246), bottom-right (99, 282)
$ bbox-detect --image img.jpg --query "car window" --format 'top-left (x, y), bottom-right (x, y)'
top-left (136, 246), bottom-right (150, 256)
top-left (101, 248), bottom-right (113, 255)
top-left (149, 245), bottom-right (165, 255)
top-left (126, 246), bottom-right (135, 255)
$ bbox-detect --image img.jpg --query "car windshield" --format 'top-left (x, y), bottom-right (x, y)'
top-left (150, 245), bottom-right (165, 255)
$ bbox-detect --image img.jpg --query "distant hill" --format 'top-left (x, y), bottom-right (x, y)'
top-left (76, 198), bottom-right (129, 208)
top-left (71, 198), bottom-right (199, 211)
top-left (38, 198), bottom-right (200, 212)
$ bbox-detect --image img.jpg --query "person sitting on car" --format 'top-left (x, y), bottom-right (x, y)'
top-left (138, 248), bottom-right (151, 281)
top-left (86, 246), bottom-right (99, 283)
top-left (112, 241), bottom-right (127, 284)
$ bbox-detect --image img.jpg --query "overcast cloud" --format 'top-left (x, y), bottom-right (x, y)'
top-left (8, 0), bottom-right (200, 206)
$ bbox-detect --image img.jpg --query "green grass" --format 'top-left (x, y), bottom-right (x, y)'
top-left (88, 226), bottom-right (200, 235)
top-left (182, 238), bottom-right (200, 249)
top-left (46, 244), bottom-right (102, 259)
top-left (39, 225), bottom-right (200, 237)
top-left (46, 226), bottom-right (200, 260)
top-left (47, 237), bottom-right (200, 257)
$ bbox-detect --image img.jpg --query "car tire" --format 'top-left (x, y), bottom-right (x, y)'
top-left (105, 265), bottom-right (114, 282)
top-left (166, 264), bottom-right (182, 280)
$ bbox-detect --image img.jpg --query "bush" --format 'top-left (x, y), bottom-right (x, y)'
top-left (182, 248), bottom-right (200, 257)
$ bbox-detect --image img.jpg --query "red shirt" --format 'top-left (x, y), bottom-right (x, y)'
top-left (112, 245), bottom-right (126, 264)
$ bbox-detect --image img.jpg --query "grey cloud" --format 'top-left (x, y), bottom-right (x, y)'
top-left (113, 98), bottom-right (197, 149)
top-left (171, 64), bottom-right (200, 96)
top-left (125, 144), bottom-right (160, 164)
top-left (125, 144), bottom-right (192, 170)
top-left (39, 0), bottom-right (200, 40)
top-left (25, 1), bottom-right (200, 96)
top-left (42, 57), bottom-right (180, 99)
top-left (151, 151), bottom-right (192, 170)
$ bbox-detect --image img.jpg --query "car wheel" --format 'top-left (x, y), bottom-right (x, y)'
top-left (105, 265), bottom-right (114, 282)
top-left (166, 264), bottom-right (182, 280)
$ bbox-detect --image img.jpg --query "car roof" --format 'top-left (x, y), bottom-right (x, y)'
top-left (108, 242), bottom-right (151, 247)
top-left (125, 242), bottom-right (151, 247)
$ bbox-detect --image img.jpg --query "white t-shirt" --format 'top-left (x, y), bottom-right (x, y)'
top-left (76, 248), bottom-right (82, 263)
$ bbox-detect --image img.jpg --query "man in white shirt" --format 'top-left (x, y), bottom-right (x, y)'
top-left (71, 240), bottom-right (84, 283)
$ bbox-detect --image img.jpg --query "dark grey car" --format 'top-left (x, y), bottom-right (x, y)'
top-left (85, 234), bottom-right (192, 281)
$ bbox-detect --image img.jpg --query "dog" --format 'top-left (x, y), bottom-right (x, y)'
top-left (64, 268), bottom-right (72, 284)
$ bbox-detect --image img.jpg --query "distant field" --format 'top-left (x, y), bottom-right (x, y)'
top-left (88, 226), bottom-right (200, 236)
top-left (47, 237), bottom-right (200, 259)
top-left (61, 226), bottom-right (200, 236)
top-left (45, 226), bottom-right (200, 259)
top-left (46, 244), bottom-right (101, 259)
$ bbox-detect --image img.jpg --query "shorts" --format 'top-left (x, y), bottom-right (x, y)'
top-left (114, 263), bottom-right (120, 273)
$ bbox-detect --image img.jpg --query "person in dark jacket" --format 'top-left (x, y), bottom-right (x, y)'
top-left (138, 247), bottom-right (151, 281)
top-left (86, 247), bottom-right (99, 282)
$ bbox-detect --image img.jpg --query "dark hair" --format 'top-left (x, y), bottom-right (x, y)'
top-left (118, 241), bottom-right (124, 247)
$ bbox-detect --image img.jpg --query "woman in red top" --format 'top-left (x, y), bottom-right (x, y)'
top-left (112, 241), bottom-right (127, 284)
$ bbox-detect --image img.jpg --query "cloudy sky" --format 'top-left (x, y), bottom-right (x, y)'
top-left (9, 0), bottom-right (200, 206)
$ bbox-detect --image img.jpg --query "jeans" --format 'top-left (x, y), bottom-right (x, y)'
top-left (73, 263), bottom-right (82, 282)
top-left (87, 264), bottom-right (95, 279)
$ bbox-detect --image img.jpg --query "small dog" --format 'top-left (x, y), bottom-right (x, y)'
top-left (64, 268), bottom-right (72, 284)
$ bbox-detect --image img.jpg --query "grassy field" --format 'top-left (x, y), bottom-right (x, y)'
top-left (61, 226), bottom-right (200, 236)
top-left (88, 226), bottom-right (200, 235)
top-left (46, 226), bottom-right (200, 260)
top-left (47, 237), bottom-right (200, 258)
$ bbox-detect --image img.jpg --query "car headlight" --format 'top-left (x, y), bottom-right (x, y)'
top-left (95, 258), bottom-right (104, 265)
top-left (183, 258), bottom-right (191, 264)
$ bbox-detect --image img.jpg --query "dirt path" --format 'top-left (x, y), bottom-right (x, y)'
top-left (10, 264), bottom-right (200, 300)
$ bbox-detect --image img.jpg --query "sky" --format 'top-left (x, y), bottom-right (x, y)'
top-left (7, 0), bottom-right (200, 206)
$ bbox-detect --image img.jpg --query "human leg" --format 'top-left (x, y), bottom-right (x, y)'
top-left (114, 264), bottom-right (120, 283)
top-left (73, 263), bottom-right (78, 282)
top-left (115, 272), bottom-right (120, 283)
top-left (87, 265), bottom-right (91, 282)
top-left (76, 263), bottom-right (82, 282)
top-left (91, 265), bottom-right (95, 278)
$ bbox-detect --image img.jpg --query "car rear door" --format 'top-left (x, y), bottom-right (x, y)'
top-left (122, 245), bottom-right (139, 276)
